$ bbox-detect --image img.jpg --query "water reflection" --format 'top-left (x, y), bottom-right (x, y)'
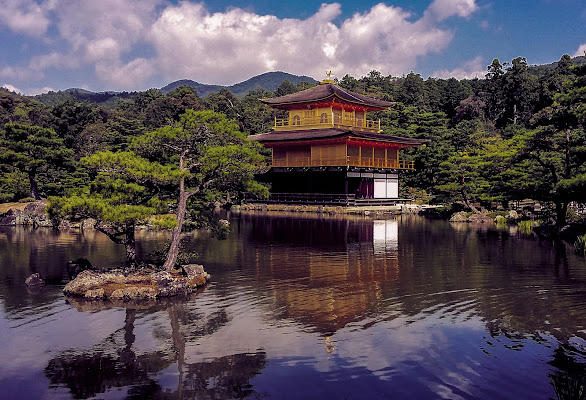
top-left (45, 299), bottom-right (267, 399)
top-left (548, 344), bottom-right (586, 400)
top-left (373, 219), bottom-right (398, 254)
top-left (231, 214), bottom-right (401, 335)
top-left (2, 214), bottom-right (586, 399)
top-left (0, 227), bottom-right (165, 315)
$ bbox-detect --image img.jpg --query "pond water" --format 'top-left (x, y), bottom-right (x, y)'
top-left (1, 213), bottom-right (586, 399)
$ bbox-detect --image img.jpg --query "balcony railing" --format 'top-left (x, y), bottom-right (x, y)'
top-left (270, 156), bottom-right (414, 170)
top-left (242, 192), bottom-right (412, 206)
top-left (274, 115), bottom-right (380, 133)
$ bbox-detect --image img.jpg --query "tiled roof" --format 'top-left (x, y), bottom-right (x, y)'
top-left (261, 83), bottom-right (393, 109)
top-left (249, 128), bottom-right (428, 146)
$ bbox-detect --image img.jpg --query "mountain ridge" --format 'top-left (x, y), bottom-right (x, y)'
top-left (27, 55), bottom-right (586, 106)
top-left (32, 71), bottom-right (318, 106)
top-left (160, 71), bottom-right (317, 97)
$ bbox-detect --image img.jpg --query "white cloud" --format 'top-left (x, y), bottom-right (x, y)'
top-left (0, 51), bottom-right (76, 84)
top-left (423, 0), bottom-right (478, 22)
top-left (55, 0), bottom-right (161, 50)
top-left (50, 0), bottom-right (160, 87)
top-left (574, 43), bottom-right (586, 57)
top-left (30, 52), bottom-right (77, 70)
top-left (1, 84), bottom-right (21, 94)
top-left (0, 0), bottom-right (481, 91)
top-left (336, 4), bottom-right (453, 76)
top-left (24, 86), bottom-right (55, 95)
top-left (149, 1), bottom-right (479, 85)
top-left (432, 56), bottom-right (485, 79)
top-left (85, 38), bottom-right (122, 63)
top-left (0, 65), bottom-right (39, 81)
top-left (95, 58), bottom-right (155, 88)
top-left (149, 2), bottom-right (285, 84)
top-left (0, 0), bottom-right (51, 37)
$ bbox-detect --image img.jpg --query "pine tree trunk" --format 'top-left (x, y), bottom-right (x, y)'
top-left (163, 177), bottom-right (188, 271)
top-left (555, 201), bottom-right (568, 228)
top-left (168, 305), bottom-right (185, 397)
top-left (460, 188), bottom-right (480, 214)
top-left (29, 173), bottom-right (40, 200)
top-left (121, 309), bottom-right (136, 364)
top-left (125, 225), bottom-right (136, 264)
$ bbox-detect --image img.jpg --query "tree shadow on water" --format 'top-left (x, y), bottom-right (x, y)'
top-left (44, 300), bottom-right (267, 399)
top-left (549, 344), bottom-right (586, 400)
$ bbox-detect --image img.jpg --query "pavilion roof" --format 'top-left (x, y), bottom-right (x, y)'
top-left (261, 83), bottom-right (393, 110)
top-left (249, 128), bottom-right (428, 147)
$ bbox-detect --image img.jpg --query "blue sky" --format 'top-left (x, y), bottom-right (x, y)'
top-left (0, 0), bottom-right (585, 95)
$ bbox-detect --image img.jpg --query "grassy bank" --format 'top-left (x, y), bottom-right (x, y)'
top-left (0, 202), bottom-right (32, 214)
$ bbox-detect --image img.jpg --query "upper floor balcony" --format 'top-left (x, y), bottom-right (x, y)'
top-left (269, 156), bottom-right (415, 170)
top-left (274, 114), bottom-right (381, 133)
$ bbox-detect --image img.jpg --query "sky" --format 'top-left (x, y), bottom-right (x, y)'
top-left (0, 0), bottom-right (585, 95)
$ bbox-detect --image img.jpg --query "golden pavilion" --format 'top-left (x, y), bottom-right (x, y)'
top-left (248, 77), bottom-right (427, 205)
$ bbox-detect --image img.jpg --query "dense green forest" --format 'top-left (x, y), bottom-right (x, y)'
top-left (1, 54), bottom-right (585, 231)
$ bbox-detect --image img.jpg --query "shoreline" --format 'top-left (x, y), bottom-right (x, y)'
top-left (0, 200), bottom-right (434, 227)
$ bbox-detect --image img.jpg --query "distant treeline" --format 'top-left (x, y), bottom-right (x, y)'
top-left (1, 54), bottom-right (585, 227)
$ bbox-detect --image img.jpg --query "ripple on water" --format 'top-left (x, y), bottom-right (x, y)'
top-left (2, 216), bottom-right (586, 399)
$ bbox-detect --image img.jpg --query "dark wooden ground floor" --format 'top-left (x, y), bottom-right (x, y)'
top-left (251, 167), bottom-right (404, 205)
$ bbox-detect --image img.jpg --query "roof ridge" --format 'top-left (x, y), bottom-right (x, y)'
top-left (260, 82), bottom-right (392, 109)
top-left (333, 84), bottom-right (368, 104)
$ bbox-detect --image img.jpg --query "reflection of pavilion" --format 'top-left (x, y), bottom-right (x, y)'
top-left (373, 219), bottom-right (398, 255)
top-left (239, 214), bottom-right (400, 334)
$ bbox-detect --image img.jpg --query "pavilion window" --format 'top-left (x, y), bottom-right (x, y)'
top-left (320, 113), bottom-right (328, 123)
top-left (292, 115), bottom-right (301, 126)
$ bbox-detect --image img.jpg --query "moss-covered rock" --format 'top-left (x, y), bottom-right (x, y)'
top-left (64, 265), bottom-right (210, 301)
top-left (449, 211), bottom-right (468, 222)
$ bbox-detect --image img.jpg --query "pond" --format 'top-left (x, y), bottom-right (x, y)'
top-left (1, 213), bottom-right (586, 399)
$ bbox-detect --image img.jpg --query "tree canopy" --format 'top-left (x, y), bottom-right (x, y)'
top-left (132, 110), bottom-right (267, 269)
top-left (48, 151), bottom-right (178, 262)
top-left (0, 124), bottom-right (74, 200)
top-left (2, 52), bottom-right (586, 241)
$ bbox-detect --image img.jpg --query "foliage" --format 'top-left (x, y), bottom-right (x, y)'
top-left (48, 151), bottom-right (179, 263)
top-left (0, 124), bottom-right (75, 199)
top-left (132, 110), bottom-right (267, 270)
top-left (2, 52), bottom-right (586, 233)
top-left (518, 220), bottom-right (537, 234)
top-left (400, 186), bottom-right (429, 203)
top-left (274, 80), bottom-right (299, 97)
top-left (575, 234), bottom-right (586, 256)
top-left (501, 62), bottom-right (586, 226)
top-left (0, 170), bottom-right (29, 202)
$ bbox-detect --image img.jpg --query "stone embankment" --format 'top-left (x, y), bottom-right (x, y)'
top-left (449, 210), bottom-right (520, 224)
top-left (63, 264), bottom-right (210, 301)
top-left (231, 203), bottom-right (427, 215)
top-left (1, 201), bottom-right (433, 227)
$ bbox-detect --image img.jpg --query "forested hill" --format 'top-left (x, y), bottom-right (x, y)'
top-left (161, 71), bottom-right (317, 97)
top-left (528, 55), bottom-right (586, 76)
top-left (31, 71), bottom-right (317, 106)
top-left (1, 53), bottom-right (585, 230)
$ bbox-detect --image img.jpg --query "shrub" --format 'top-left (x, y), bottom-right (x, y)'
top-left (18, 197), bottom-right (36, 203)
top-left (518, 220), bottom-right (537, 234)
top-left (495, 215), bottom-right (507, 226)
top-left (0, 193), bottom-right (13, 203)
top-left (400, 186), bottom-right (429, 204)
